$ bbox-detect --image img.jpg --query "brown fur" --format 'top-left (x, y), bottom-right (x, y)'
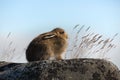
top-left (26, 28), bottom-right (68, 62)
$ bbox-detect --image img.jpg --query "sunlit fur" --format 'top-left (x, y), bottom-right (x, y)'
top-left (26, 28), bottom-right (68, 62)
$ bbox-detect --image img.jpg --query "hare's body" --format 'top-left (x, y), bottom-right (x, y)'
top-left (26, 28), bottom-right (68, 62)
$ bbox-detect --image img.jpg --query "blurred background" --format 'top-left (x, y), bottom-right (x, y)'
top-left (0, 0), bottom-right (120, 68)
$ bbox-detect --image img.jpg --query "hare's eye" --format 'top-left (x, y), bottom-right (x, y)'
top-left (59, 31), bottom-right (64, 34)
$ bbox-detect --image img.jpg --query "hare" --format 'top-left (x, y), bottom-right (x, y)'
top-left (26, 28), bottom-right (68, 62)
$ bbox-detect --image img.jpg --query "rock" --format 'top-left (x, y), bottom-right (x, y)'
top-left (0, 59), bottom-right (120, 80)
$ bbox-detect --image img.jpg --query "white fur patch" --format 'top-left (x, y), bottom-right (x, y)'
top-left (44, 34), bottom-right (56, 39)
top-left (49, 56), bottom-right (56, 60)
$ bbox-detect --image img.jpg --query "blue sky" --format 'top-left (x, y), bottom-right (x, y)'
top-left (0, 0), bottom-right (120, 35)
top-left (0, 0), bottom-right (120, 67)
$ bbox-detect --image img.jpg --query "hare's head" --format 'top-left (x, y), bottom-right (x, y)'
top-left (51, 28), bottom-right (68, 40)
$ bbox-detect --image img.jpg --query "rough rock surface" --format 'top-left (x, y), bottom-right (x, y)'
top-left (0, 59), bottom-right (120, 80)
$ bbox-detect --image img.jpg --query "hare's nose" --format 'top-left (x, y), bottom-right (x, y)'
top-left (65, 34), bottom-right (68, 39)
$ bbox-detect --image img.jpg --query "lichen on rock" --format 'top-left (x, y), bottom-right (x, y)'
top-left (0, 59), bottom-right (120, 80)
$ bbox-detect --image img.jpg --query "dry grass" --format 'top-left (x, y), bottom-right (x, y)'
top-left (0, 26), bottom-right (118, 62)
top-left (66, 25), bottom-right (117, 59)
top-left (0, 32), bottom-right (16, 61)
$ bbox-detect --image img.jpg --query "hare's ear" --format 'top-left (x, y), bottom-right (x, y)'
top-left (42, 34), bottom-right (56, 40)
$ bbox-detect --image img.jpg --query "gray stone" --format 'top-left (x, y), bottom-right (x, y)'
top-left (0, 59), bottom-right (120, 80)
